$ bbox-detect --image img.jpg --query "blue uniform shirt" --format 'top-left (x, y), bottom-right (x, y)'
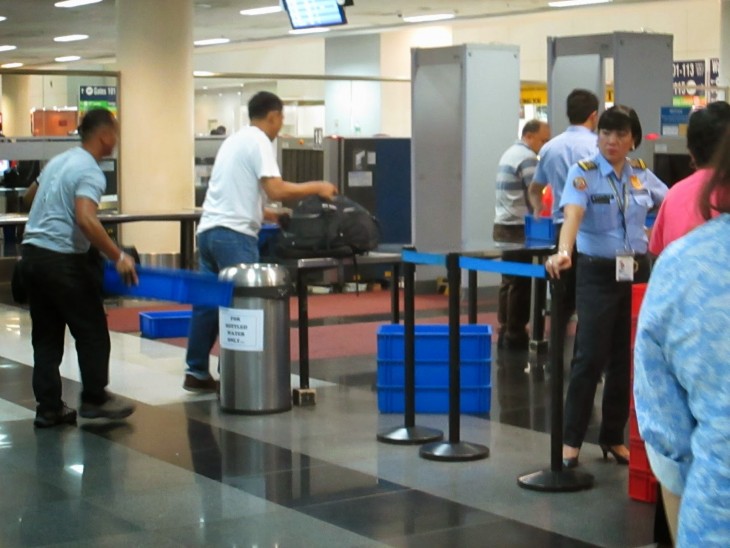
top-left (559, 152), bottom-right (667, 258)
top-left (532, 125), bottom-right (598, 222)
top-left (23, 147), bottom-right (106, 254)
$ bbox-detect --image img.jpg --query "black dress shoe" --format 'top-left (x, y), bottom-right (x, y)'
top-left (562, 456), bottom-right (579, 469)
top-left (34, 404), bottom-right (77, 428)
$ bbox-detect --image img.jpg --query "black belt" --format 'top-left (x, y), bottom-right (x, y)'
top-left (578, 253), bottom-right (647, 264)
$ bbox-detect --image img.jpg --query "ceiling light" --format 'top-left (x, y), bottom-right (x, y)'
top-left (194, 38), bottom-right (230, 46)
top-left (548, 0), bottom-right (612, 7)
top-left (240, 6), bottom-right (282, 16)
top-left (193, 71), bottom-right (216, 77)
top-left (54, 34), bottom-right (89, 42)
top-left (0, 17), bottom-right (6, 22)
top-left (402, 12), bottom-right (455, 23)
top-left (0, 45), bottom-right (17, 52)
top-left (55, 55), bottom-right (81, 62)
top-left (1, 62), bottom-right (23, 68)
top-left (289, 28), bottom-right (331, 35)
top-left (55, 0), bottom-right (103, 7)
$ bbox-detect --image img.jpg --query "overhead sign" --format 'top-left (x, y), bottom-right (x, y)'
top-left (673, 60), bottom-right (706, 107)
top-left (79, 85), bottom-right (118, 117)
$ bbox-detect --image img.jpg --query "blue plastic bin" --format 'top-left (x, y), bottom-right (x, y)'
top-left (258, 223), bottom-right (280, 255)
top-left (524, 215), bottom-right (556, 244)
top-left (103, 262), bottom-right (233, 306)
top-left (139, 310), bottom-right (192, 339)
top-left (377, 385), bottom-right (491, 414)
top-left (376, 324), bottom-right (492, 363)
top-left (376, 324), bottom-right (492, 413)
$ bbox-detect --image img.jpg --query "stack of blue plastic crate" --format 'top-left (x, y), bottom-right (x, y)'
top-left (376, 324), bottom-right (492, 414)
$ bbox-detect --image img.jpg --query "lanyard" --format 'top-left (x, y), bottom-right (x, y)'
top-left (607, 173), bottom-right (633, 253)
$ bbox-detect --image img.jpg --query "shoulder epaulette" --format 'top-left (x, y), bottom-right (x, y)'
top-left (630, 158), bottom-right (646, 170)
top-left (577, 160), bottom-right (597, 171)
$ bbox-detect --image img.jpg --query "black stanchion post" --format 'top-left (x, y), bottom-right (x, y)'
top-left (390, 263), bottom-right (401, 324)
top-left (528, 274), bottom-right (549, 366)
top-left (420, 253), bottom-right (489, 461)
top-left (293, 269), bottom-right (316, 406)
top-left (378, 249), bottom-right (443, 444)
top-left (468, 269), bottom-right (477, 324)
top-left (517, 277), bottom-right (593, 491)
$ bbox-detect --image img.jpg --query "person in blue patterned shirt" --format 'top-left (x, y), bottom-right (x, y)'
top-left (634, 133), bottom-right (730, 546)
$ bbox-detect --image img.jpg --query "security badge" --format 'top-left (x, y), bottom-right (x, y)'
top-left (616, 252), bottom-right (635, 282)
top-left (573, 177), bottom-right (587, 190)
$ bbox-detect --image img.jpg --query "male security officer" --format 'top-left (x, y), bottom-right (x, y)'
top-left (528, 89), bottom-right (599, 344)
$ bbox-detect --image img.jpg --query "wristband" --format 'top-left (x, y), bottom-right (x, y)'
top-left (116, 251), bottom-right (126, 265)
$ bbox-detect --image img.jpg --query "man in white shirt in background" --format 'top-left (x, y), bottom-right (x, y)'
top-left (184, 91), bottom-right (337, 392)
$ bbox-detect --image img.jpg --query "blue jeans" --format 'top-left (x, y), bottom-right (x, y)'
top-left (185, 227), bottom-right (259, 379)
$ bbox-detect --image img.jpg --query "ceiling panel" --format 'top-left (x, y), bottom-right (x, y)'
top-left (0, 0), bottom-right (668, 68)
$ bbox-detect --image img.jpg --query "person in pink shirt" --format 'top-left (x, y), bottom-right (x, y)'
top-left (650, 101), bottom-right (730, 255)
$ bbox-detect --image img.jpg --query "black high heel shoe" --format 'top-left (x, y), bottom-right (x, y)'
top-left (562, 446), bottom-right (580, 469)
top-left (600, 444), bottom-right (629, 465)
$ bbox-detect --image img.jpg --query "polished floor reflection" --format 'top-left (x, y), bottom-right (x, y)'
top-left (0, 298), bottom-right (658, 547)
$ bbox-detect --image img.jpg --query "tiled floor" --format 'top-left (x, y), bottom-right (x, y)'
top-left (0, 299), bottom-right (659, 547)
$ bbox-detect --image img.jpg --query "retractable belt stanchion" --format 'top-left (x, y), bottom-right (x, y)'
top-left (517, 277), bottom-right (594, 491)
top-left (467, 269), bottom-right (478, 324)
top-left (377, 249), bottom-right (443, 445)
top-left (420, 253), bottom-right (489, 461)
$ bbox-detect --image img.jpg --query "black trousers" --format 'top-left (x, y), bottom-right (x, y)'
top-left (21, 245), bottom-right (110, 413)
top-left (493, 224), bottom-right (532, 338)
top-left (563, 253), bottom-right (649, 448)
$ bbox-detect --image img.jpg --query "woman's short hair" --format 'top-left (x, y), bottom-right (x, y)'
top-left (598, 105), bottom-right (643, 149)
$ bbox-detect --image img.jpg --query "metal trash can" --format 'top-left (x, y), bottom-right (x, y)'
top-left (218, 263), bottom-right (292, 414)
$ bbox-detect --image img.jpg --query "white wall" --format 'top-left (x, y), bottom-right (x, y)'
top-left (194, 38), bottom-right (325, 74)
top-left (452, 0), bottom-right (719, 82)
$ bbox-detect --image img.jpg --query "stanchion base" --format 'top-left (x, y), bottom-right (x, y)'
top-left (377, 426), bottom-right (444, 445)
top-left (293, 388), bottom-right (316, 407)
top-left (517, 468), bottom-right (594, 492)
top-left (419, 441), bottom-right (489, 462)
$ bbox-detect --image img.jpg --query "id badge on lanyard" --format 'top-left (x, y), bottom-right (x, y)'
top-left (608, 174), bottom-right (634, 282)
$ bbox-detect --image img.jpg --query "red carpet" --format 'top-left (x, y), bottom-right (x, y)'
top-left (157, 312), bottom-right (499, 361)
top-left (106, 291), bottom-right (451, 334)
top-left (105, 291), bottom-right (500, 361)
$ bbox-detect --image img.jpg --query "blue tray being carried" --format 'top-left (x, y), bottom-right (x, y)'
top-left (103, 262), bottom-right (234, 307)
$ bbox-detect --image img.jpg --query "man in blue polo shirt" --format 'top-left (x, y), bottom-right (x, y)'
top-left (528, 89), bottom-right (599, 342)
top-left (22, 108), bottom-right (137, 428)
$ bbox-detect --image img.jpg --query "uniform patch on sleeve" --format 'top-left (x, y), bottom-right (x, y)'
top-left (573, 177), bottom-right (587, 190)
top-left (630, 175), bottom-right (643, 190)
top-left (630, 158), bottom-right (647, 170)
top-left (577, 160), bottom-right (597, 171)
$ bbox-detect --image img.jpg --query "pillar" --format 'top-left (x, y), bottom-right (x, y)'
top-left (1, 75), bottom-right (32, 136)
top-left (116, 0), bottom-right (194, 253)
top-left (721, 0), bottom-right (730, 88)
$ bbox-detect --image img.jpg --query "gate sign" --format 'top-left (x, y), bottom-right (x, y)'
top-left (79, 85), bottom-right (118, 117)
top-left (673, 60), bottom-right (707, 107)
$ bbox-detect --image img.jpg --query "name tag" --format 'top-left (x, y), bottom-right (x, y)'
top-left (616, 253), bottom-right (635, 282)
top-left (591, 194), bottom-right (612, 204)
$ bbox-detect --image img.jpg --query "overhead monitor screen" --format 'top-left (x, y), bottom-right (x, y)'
top-left (283, 0), bottom-right (347, 30)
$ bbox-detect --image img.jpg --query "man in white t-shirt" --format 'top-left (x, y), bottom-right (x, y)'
top-left (185, 91), bottom-right (337, 392)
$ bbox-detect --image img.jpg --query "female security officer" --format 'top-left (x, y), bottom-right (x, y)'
top-left (545, 105), bottom-right (668, 468)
